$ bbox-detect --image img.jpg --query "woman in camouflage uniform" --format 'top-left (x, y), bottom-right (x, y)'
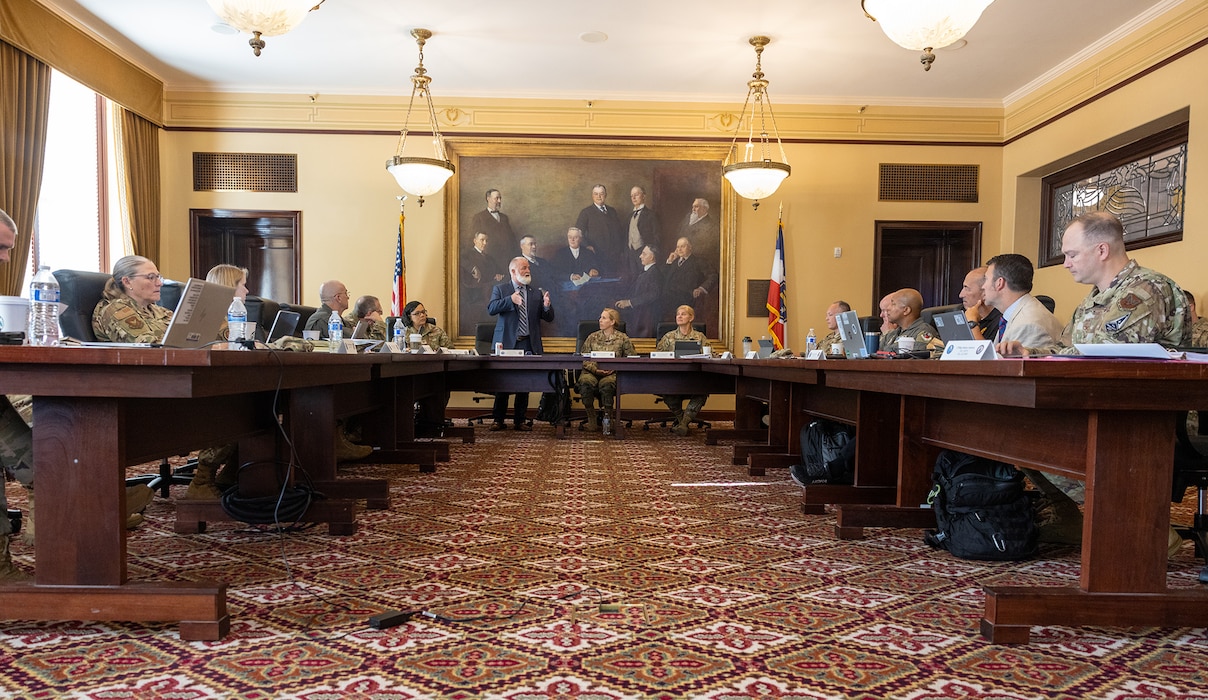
top-left (402, 301), bottom-right (455, 434)
top-left (578, 307), bottom-right (635, 431)
top-left (92, 255), bottom-right (173, 343)
top-left (657, 305), bottom-right (709, 435)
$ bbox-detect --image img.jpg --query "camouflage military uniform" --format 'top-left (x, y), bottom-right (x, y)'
top-left (882, 318), bottom-right (943, 356)
top-left (656, 328), bottom-right (709, 421)
top-left (1055, 259), bottom-right (1189, 353)
top-left (1191, 318), bottom-right (1208, 348)
top-left (342, 311), bottom-right (388, 341)
top-left (406, 323), bottom-right (455, 350)
top-left (578, 330), bottom-right (636, 409)
top-left (819, 330), bottom-right (844, 354)
top-left (92, 296), bottom-right (173, 343)
top-left (0, 396), bottom-right (33, 537)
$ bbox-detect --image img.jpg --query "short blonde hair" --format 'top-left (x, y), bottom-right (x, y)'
top-left (206, 264), bottom-right (248, 288)
top-left (601, 307), bottom-right (621, 326)
top-left (676, 304), bottom-right (695, 320)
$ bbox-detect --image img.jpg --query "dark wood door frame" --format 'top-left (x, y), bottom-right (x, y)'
top-left (189, 209), bottom-right (302, 304)
top-left (872, 220), bottom-right (983, 312)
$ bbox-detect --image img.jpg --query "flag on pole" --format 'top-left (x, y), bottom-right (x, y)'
top-left (765, 213), bottom-right (787, 350)
top-left (392, 201), bottom-right (406, 316)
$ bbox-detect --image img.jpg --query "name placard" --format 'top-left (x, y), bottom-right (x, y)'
top-left (382, 341), bottom-right (405, 354)
top-left (804, 349), bottom-right (826, 360)
top-left (589, 351), bottom-right (616, 358)
top-left (941, 340), bottom-right (997, 361)
top-left (498, 348), bottom-right (525, 357)
top-left (649, 351), bottom-right (675, 359)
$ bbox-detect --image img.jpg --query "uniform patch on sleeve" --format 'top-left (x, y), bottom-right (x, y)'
top-left (1119, 293), bottom-right (1143, 311)
top-left (1105, 313), bottom-right (1131, 334)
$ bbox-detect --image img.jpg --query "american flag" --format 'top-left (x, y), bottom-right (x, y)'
top-left (392, 204), bottom-right (406, 316)
top-left (765, 215), bottom-right (787, 350)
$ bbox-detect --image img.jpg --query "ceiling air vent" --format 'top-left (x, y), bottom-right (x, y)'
top-left (879, 164), bottom-right (978, 203)
top-left (193, 152), bottom-right (298, 192)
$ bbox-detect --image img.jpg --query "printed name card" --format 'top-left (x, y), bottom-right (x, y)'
top-left (382, 341), bottom-right (405, 354)
top-left (498, 348), bottom-right (525, 357)
top-left (941, 340), bottom-right (997, 361)
top-left (589, 351), bottom-right (616, 358)
top-left (804, 349), bottom-right (826, 360)
top-left (649, 351), bottom-right (675, 359)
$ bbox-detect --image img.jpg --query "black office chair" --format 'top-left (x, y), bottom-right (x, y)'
top-left (53, 269), bottom-right (196, 497)
top-left (644, 322), bottom-right (710, 432)
top-left (1173, 410), bottom-right (1208, 583)
top-left (466, 322), bottom-right (508, 426)
top-left (281, 303), bottom-right (318, 336)
top-left (921, 303), bottom-right (963, 328)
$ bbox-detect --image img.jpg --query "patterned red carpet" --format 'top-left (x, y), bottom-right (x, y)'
top-left (2, 423), bottom-right (1208, 699)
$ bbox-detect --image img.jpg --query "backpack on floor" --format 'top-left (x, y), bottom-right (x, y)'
top-left (797, 419), bottom-right (856, 485)
top-left (535, 370), bottom-right (571, 425)
top-left (923, 450), bottom-right (1037, 561)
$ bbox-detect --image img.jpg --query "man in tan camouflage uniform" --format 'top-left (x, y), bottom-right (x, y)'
top-left (879, 289), bottom-right (943, 356)
top-left (819, 300), bottom-right (851, 355)
top-left (999, 211), bottom-right (1190, 547)
top-left (343, 295), bottom-right (388, 341)
top-left (1183, 291), bottom-right (1208, 347)
top-left (656, 305), bottom-right (710, 435)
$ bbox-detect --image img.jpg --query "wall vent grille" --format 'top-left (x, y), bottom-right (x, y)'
top-left (193, 152), bottom-right (298, 192)
top-left (879, 163), bottom-right (978, 202)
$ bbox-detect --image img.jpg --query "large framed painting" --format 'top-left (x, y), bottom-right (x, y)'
top-left (445, 140), bottom-right (734, 352)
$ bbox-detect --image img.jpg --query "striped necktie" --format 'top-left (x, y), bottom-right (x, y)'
top-left (996, 316), bottom-right (1007, 342)
top-left (517, 286), bottom-right (529, 337)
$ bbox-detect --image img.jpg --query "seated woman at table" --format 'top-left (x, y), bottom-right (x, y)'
top-left (578, 307), bottom-right (636, 432)
top-left (206, 264), bottom-right (313, 352)
top-left (402, 300), bottom-right (455, 434)
top-left (92, 255), bottom-right (173, 343)
top-left (657, 304), bottom-right (709, 436)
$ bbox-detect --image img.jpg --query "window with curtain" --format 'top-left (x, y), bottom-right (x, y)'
top-left (26, 69), bottom-right (126, 291)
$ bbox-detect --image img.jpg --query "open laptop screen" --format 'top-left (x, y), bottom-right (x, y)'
top-left (674, 340), bottom-right (702, 357)
top-left (835, 310), bottom-right (869, 358)
top-left (267, 310), bottom-right (301, 342)
top-left (932, 310), bottom-right (975, 343)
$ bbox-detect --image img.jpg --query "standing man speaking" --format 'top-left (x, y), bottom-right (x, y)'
top-left (487, 257), bottom-right (555, 431)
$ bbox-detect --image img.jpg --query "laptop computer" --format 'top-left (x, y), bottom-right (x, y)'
top-left (757, 338), bottom-right (775, 358)
top-left (674, 339), bottom-right (703, 357)
top-left (266, 309), bottom-right (301, 342)
top-left (77, 278), bottom-right (235, 348)
top-left (932, 309), bottom-right (975, 343)
top-left (835, 310), bottom-right (870, 358)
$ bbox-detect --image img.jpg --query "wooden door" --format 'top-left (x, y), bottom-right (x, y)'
top-left (189, 209), bottom-right (301, 303)
top-left (872, 221), bottom-right (982, 311)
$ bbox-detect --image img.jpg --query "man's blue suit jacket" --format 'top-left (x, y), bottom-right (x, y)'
top-left (487, 280), bottom-right (556, 354)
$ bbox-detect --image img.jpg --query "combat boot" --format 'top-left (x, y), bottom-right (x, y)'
top-left (673, 407), bottom-right (698, 436)
top-left (0, 535), bottom-right (30, 582)
top-left (337, 427), bottom-right (373, 462)
top-left (584, 404), bottom-right (599, 432)
top-left (183, 462), bottom-right (223, 501)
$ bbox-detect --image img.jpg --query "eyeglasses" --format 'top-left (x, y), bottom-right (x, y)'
top-left (126, 273), bottom-right (164, 283)
top-left (410, 309), bottom-right (428, 317)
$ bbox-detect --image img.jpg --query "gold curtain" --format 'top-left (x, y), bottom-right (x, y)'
top-left (116, 109), bottom-right (161, 263)
top-left (0, 40), bottom-right (51, 296)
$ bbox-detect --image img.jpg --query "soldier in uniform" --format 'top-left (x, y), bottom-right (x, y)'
top-left (878, 288), bottom-right (942, 356)
top-left (656, 305), bottom-right (710, 435)
top-left (92, 255), bottom-right (174, 343)
top-left (998, 211), bottom-right (1190, 547)
top-left (1183, 291), bottom-right (1208, 347)
top-left (819, 300), bottom-right (851, 354)
top-left (304, 280), bottom-right (357, 340)
top-left (343, 295), bottom-right (388, 341)
top-left (401, 301), bottom-right (455, 434)
top-left (577, 308), bottom-right (636, 432)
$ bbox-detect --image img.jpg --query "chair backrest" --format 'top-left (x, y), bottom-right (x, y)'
top-left (247, 295), bottom-right (280, 341)
top-left (1035, 295), bottom-right (1056, 313)
top-left (280, 303), bottom-right (318, 336)
top-left (53, 269), bottom-right (111, 342)
top-left (475, 321), bottom-right (495, 355)
top-left (654, 321), bottom-right (706, 341)
top-left (921, 303), bottom-right (962, 328)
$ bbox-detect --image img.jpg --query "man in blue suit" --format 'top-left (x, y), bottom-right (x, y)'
top-left (487, 257), bottom-right (555, 431)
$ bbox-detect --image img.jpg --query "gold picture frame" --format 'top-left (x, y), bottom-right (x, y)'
top-left (445, 139), bottom-right (734, 352)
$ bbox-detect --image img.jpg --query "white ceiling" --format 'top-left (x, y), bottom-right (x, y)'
top-left (38, 0), bottom-right (1179, 107)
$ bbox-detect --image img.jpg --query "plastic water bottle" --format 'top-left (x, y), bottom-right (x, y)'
top-left (328, 310), bottom-right (342, 352)
top-left (602, 413), bottom-right (612, 436)
top-left (28, 265), bottom-right (60, 346)
top-left (393, 318), bottom-right (405, 347)
top-left (227, 296), bottom-right (247, 350)
top-left (806, 328), bottom-right (817, 354)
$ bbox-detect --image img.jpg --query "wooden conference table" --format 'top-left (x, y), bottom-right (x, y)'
top-left (721, 356), bottom-right (1208, 643)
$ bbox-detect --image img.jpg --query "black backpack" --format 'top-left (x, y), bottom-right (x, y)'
top-left (923, 450), bottom-right (1037, 561)
top-left (535, 370), bottom-right (571, 425)
top-left (797, 420), bottom-right (856, 485)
